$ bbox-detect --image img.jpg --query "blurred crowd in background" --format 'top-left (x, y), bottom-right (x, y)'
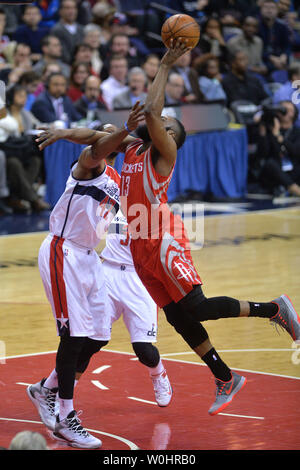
top-left (1, 0), bottom-right (300, 216)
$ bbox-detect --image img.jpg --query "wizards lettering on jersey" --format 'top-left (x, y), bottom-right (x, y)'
top-left (122, 162), bottom-right (143, 173)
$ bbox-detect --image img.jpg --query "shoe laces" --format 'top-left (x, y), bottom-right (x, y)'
top-left (152, 372), bottom-right (170, 396)
top-left (66, 411), bottom-right (89, 437)
top-left (44, 389), bottom-right (58, 415)
top-left (270, 312), bottom-right (289, 336)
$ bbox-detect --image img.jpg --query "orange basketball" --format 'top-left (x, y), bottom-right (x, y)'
top-left (161, 14), bottom-right (200, 49)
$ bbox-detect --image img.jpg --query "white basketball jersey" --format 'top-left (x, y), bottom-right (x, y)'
top-left (101, 211), bottom-right (133, 266)
top-left (49, 163), bottom-right (120, 249)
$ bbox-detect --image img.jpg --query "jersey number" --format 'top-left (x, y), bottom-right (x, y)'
top-left (121, 175), bottom-right (131, 197)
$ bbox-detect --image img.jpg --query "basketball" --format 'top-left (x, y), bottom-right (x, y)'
top-left (161, 14), bottom-right (200, 49)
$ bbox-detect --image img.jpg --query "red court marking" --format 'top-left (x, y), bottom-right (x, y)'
top-left (0, 350), bottom-right (299, 450)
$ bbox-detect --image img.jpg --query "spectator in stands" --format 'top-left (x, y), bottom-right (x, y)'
top-left (0, 84), bottom-right (49, 212)
top-left (9, 430), bottom-right (48, 450)
top-left (100, 32), bottom-right (141, 81)
top-left (31, 71), bottom-right (81, 123)
top-left (171, 50), bottom-right (204, 103)
top-left (142, 53), bottom-right (160, 91)
top-left (222, 50), bottom-right (268, 106)
top-left (72, 42), bottom-right (95, 71)
top-left (198, 58), bottom-right (227, 102)
top-left (67, 61), bottom-right (90, 102)
top-left (83, 23), bottom-right (103, 76)
top-left (51, 0), bottom-right (84, 64)
top-left (0, 9), bottom-right (10, 60)
top-left (166, 0), bottom-right (210, 20)
top-left (227, 16), bottom-right (268, 77)
top-left (258, 0), bottom-right (291, 74)
top-left (91, 1), bottom-right (116, 42)
top-left (100, 55), bottom-right (128, 110)
top-left (74, 75), bottom-right (107, 119)
top-left (17, 71), bottom-right (41, 111)
top-left (273, 63), bottom-right (300, 127)
top-left (165, 73), bottom-right (186, 106)
top-left (34, 0), bottom-right (60, 28)
top-left (193, 16), bottom-right (228, 73)
top-left (112, 66), bottom-right (147, 110)
top-left (0, 43), bottom-right (32, 86)
top-left (34, 61), bottom-right (62, 97)
top-left (14, 4), bottom-right (50, 57)
top-left (33, 34), bottom-right (70, 78)
top-left (254, 99), bottom-right (300, 196)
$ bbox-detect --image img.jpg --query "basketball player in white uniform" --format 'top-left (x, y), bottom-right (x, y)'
top-left (26, 103), bottom-right (144, 449)
top-left (72, 126), bottom-right (172, 408)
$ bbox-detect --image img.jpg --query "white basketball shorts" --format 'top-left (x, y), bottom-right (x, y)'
top-left (92, 261), bottom-right (158, 343)
top-left (38, 234), bottom-right (110, 338)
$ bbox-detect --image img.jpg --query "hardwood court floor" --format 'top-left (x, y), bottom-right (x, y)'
top-left (0, 207), bottom-right (299, 450)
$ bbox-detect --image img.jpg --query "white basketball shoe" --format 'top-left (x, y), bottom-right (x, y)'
top-left (52, 410), bottom-right (102, 449)
top-left (151, 369), bottom-right (173, 407)
top-left (27, 378), bottom-right (58, 431)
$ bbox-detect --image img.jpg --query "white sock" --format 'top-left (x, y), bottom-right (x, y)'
top-left (149, 359), bottom-right (165, 377)
top-left (43, 369), bottom-right (58, 389)
top-left (59, 398), bottom-right (74, 421)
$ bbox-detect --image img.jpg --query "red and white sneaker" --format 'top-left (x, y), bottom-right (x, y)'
top-left (151, 370), bottom-right (173, 407)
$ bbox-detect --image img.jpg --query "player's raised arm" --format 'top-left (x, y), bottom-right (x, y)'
top-left (144, 39), bottom-right (191, 166)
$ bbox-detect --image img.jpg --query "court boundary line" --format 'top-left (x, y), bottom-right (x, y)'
top-left (2, 348), bottom-right (299, 381)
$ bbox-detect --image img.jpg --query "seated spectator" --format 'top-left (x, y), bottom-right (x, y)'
top-left (34, 0), bottom-right (60, 28)
top-left (72, 42), bottom-right (96, 73)
top-left (0, 84), bottom-right (49, 212)
top-left (273, 63), bottom-right (300, 127)
top-left (17, 70), bottom-right (41, 111)
top-left (227, 16), bottom-right (268, 77)
top-left (193, 16), bottom-right (228, 73)
top-left (74, 75), bottom-right (107, 119)
top-left (0, 8), bottom-right (10, 61)
top-left (50, 0), bottom-right (84, 65)
top-left (100, 55), bottom-right (128, 110)
top-left (33, 34), bottom-right (70, 78)
top-left (0, 43), bottom-right (32, 86)
top-left (31, 71), bottom-right (82, 123)
top-left (198, 58), bottom-right (227, 102)
top-left (172, 50), bottom-right (204, 103)
top-left (67, 61), bottom-right (90, 102)
top-left (34, 61), bottom-right (62, 97)
top-left (254, 99), bottom-right (300, 196)
top-left (165, 73), bottom-right (186, 106)
top-left (142, 53), bottom-right (160, 91)
top-left (258, 0), bottom-right (291, 74)
top-left (83, 23), bottom-right (103, 76)
top-left (112, 66), bottom-right (147, 110)
top-left (100, 32), bottom-right (142, 81)
top-left (91, 1), bottom-right (116, 47)
top-left (14, 4), bottom-right (50, 58)
top-left (222, 50), bottom-right (269, 106)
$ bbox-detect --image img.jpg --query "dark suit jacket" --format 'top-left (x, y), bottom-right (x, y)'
top-left (74, 95), bottom-right (107, 119)
top-left (31, 91), bottom-right (82, 123)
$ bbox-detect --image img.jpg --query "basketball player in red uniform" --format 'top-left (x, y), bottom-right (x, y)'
top-left (119, 39), bottom-right (300, 416)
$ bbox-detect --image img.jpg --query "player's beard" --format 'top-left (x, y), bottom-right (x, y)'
top-left (135, 124), bottom-right (151, 143)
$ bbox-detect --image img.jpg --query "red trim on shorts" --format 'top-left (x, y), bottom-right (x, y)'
top-left (49, 235), bottom-right (69, 320)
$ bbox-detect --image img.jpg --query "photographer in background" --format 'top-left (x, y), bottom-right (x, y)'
top-left (254, 100), bottom-right (300, 197)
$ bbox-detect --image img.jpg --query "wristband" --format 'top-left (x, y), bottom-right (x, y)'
top-left (124, 122), bottom-right (131, 133)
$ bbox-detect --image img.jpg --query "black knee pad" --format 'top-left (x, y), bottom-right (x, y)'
top-left (132, 342), bottom-right (160, 368)
top-left (163, 301), bottom-right (209, 349)
top-left (76, 338), bottom-right (108, 374)
top-left (178, 285), bottom-right (240, 322)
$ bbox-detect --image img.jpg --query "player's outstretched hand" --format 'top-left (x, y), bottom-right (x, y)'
top-left (126, 101), bottom-right (145, 132)
top-left (36, 128), bottom-right (66, 150)
top-left (161, 38), bottom-right (191, 67)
